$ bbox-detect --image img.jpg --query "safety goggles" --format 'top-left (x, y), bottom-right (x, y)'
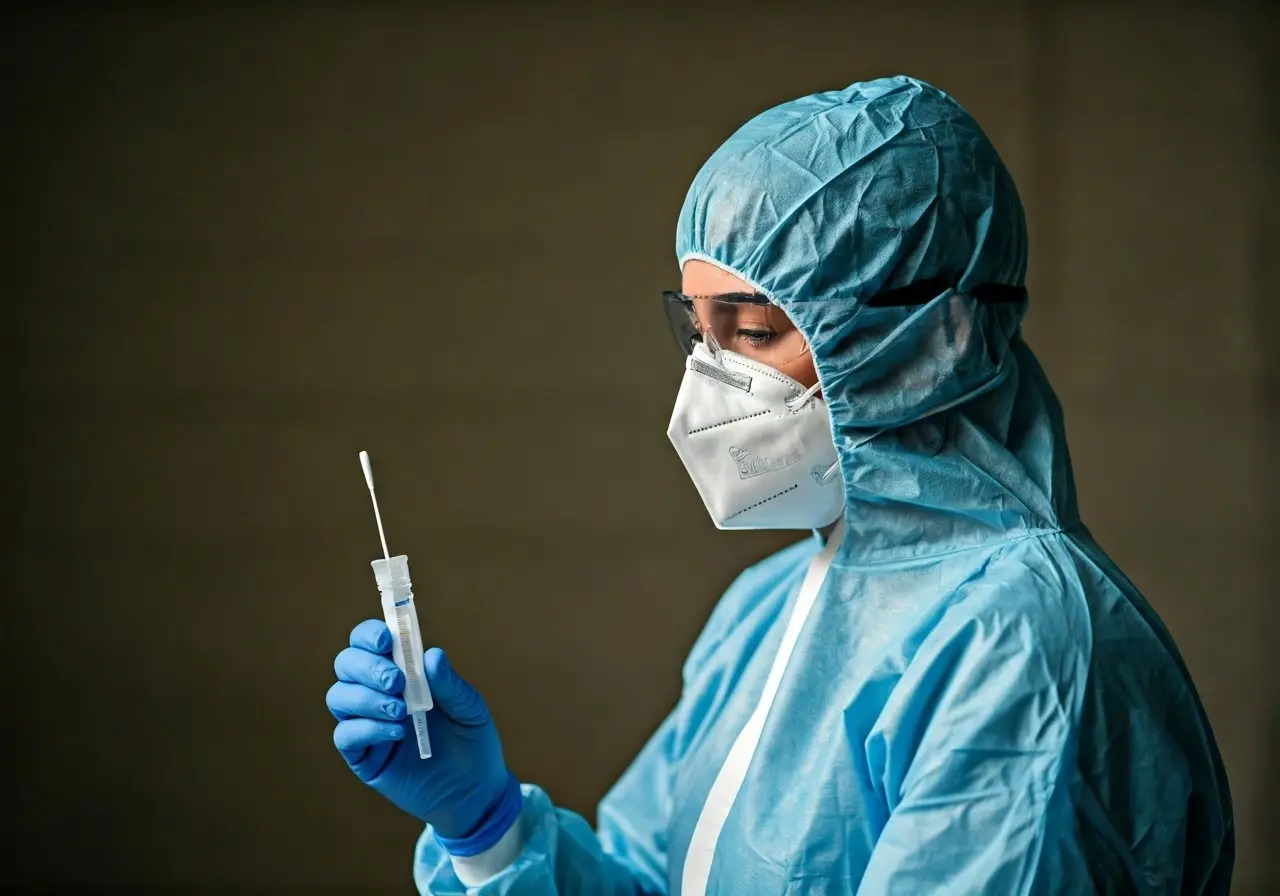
top-left (661, 289), bottom-right (811, 367)
top-left (661, 279), bottom-right (1025, 361)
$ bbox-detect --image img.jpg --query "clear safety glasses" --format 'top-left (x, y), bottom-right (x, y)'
top-left (661, 279), bottom-right (1027, 364)
top-left (661, 290), bottom-right (813, 368)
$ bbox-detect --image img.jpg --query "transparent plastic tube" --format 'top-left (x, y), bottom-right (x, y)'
top-left (371, 554), bottom-right (433, 759)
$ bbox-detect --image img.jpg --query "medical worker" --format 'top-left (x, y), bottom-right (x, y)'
top-left (326, 76), bottom-right (1234, 894)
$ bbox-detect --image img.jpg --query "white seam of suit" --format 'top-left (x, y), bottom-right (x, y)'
top-left (680, 519), bottom-right (846, 896)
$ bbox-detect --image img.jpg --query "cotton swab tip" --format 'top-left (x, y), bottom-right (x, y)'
top-left (359, 450), bottom-right (375, 492)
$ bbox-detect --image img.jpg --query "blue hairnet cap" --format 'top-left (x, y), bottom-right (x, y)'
top-left (676, 76), bottom-right (1030, 430)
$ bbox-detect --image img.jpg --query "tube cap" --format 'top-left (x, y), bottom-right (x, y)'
top-left (371, 554), bottom-right (411, 587)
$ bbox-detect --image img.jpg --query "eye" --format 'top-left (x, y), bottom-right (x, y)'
top-left (738, 328), bottom-right (775, 348)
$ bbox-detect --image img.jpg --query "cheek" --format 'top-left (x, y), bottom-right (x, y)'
top-left (776, 353), bottom-right (820, 391)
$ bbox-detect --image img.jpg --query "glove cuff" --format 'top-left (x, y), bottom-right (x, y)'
top-left (434, 771), bottom-right (524, 858)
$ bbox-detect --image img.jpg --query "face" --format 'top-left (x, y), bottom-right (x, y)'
top-left (681, 259), bottom-right (820, 389)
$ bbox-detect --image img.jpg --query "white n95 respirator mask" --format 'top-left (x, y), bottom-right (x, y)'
top-left (667, 339), bottom-right (845, 530)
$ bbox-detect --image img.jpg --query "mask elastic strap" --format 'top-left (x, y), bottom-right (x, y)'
top-left (785, 381), bottom-right (823, 411)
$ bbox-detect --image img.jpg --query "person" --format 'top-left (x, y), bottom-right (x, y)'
top-left (325, 75), bottom-right (1234, 894)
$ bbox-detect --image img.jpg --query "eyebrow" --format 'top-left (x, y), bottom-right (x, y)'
top-left (680, 291), bottom-right (772, 305)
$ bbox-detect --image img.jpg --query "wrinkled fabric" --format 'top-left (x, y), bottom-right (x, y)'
top-left (413, 75), bottom-right (1233, 894)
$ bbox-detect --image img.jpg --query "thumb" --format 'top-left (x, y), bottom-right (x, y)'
top-left (423, 647), bottom-right (491, 727)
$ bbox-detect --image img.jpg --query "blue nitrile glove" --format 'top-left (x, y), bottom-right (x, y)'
top-left (326, 619), bottom-right (522, 855)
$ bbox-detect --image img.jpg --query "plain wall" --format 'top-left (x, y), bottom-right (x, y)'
top-left (6, 2), bottom-right (1277, 891)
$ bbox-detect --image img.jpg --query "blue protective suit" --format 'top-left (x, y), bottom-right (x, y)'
top-left (413, 76), bottom-right (1234, 894)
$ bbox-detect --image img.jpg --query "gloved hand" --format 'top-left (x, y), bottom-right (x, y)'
top-left (326, 619), bottom-right (523, 855)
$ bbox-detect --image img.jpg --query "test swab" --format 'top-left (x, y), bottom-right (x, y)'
top-left (359, 451), bottom-right (433, 759)
top-left (360, 450), bottom-right (391, 562)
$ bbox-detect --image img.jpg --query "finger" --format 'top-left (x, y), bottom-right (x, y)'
top-left (334, 717), bottom-right (404, 757)
top-left (334, 646), bottom-right (405, 694)
top-left (326, 681), bottom-right (406, 722)
top-left (423, 647), bottom-right (490, 727)
top-left (349, 619), bottom-right (393, 655)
